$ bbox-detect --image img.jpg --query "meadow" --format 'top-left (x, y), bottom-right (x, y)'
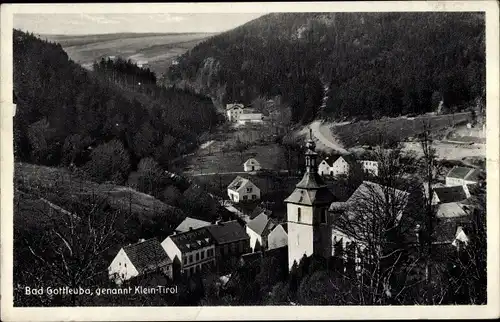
top-left (40, 32), bottom-right (215, 76)
top-left (332, 112), bottom-right (472, 147)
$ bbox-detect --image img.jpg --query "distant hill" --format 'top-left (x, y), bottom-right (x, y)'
top-left (13, 30), bottom-right (219, 183)
top-left (39, 32), bottom-right (216, 75)
top-left (164, 12), bottom-right (485, 123)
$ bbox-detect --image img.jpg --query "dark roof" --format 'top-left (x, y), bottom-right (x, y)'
top-left (432, 217), bottom-right (471, 244)
top-left (250, 205), bottom-right (273, 220)
top-left (247, 213), bottom-right (276, 236)
top-left (281, 223), bottom-right (288, 233)
top-left (206, 220), bottom-right (249, 245)
top-left (322, 156), bottom-right (340, 167)
top-left (341, 154), bottom-right (358, 166)
top-left (123, 238), bottom-right (171, 274)
top-left (446, 166), bottom-right (481, 181)
top-left (169, 227), bottom-right (214, 252)
top-left (285, 186), bottom-right (336, 206)
top-left (433, 186), bottom-right (468, 203)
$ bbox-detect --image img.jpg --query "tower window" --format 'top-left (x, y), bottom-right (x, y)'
top-left (321, 209), bottom-right (327, 224)
top-left (297, 207), bottom-right (301, 222)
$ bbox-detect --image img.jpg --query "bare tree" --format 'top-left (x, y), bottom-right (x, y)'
top-left (17, 191), bottom-right (123, 306)
top-left (332, 145), bottom-right (421, 305)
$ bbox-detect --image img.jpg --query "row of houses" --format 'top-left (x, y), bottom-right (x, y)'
top-left (108, 219), bottom-right (251, 284)
top-left (226, 103), bottom-right (264, 124)
top-left (318, 155), bottom-right (379, 177)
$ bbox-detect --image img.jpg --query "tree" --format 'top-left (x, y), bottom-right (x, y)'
top-left (333, 145), bottom-right (421, 305)
top-left (14, 192), bottom-right (122, 306)
top-left (84, 139), bottom-right (130, 184)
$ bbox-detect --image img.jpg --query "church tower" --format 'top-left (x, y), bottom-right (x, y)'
top-left (284, 129), bottom-right (337, 270)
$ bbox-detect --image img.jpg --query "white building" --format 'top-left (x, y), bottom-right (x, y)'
top-left (227, 176), bottom-right (261, 203)
top-left (445, 166), bottom-right (481, 187)
top-left (246, 212), bottom-right (276, 252)
top-left (237, 113), bottom-right (264, 125)
top-left (174, 217), bottom-right (211, 234)
top-left (161, 228), bottom-right (216, 277)
top-left (243, 158), bottom-right (261, 172)
top-left (360, 160), bottom-right (379, 176)
top-left (318, 155), bottom-right (356, 177)
top-left (226, 103), bottom-right (244, 122)
top-left (108, 238), bottom-right (172, 285)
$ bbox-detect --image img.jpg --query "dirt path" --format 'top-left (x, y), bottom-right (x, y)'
top-left (307, 121), bottom-right (349, 154)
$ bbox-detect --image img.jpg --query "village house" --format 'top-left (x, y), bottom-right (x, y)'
top-left (246, 212), bottom-right (277, 252)
top-left (205, 220), bottom-right (250, 261)
top-left (445, 166), bottom-right (481, 187)
top-left (431, 186), bottom-right (469, 205)
top-left (161, 228), bottom-right (216, 278)
top-left (108, 238), bottom-right (172, 285)
top-left (317, 155), bottom-right (357, 177)
top-left (268, 223), bottom-right (288, 250)
top-left (237, 113), bottom-right (264, 125)
top-left (227, 176), bottom-right (261, 203)
top-left (174, 217), bottom-right (211, 234)
top-left (432, 217), bottom-right (471, 250)
top-left (226, 103), bottom-right (245, 122)
top-left (243, 158), bottom-right (261, 172)
top-left (360, 160), bottom-right (379, 176)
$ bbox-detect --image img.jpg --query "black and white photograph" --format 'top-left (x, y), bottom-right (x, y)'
top-left (1, 1), bottom-right (499, 321)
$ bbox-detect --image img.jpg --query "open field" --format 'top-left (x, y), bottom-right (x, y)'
top-left (40, 32), bottom-right (215, 76)
top-left (331, 112), bottom-right (472, 148)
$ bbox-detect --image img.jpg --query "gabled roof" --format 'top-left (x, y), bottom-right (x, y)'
top-left (436, 202), bottom-right (469, 218)
top-left (226, 103), bottom-right (244, 110)
top-left (206, 220), bottom-right (249, 245)
top-left (244, 158), bottom-right (260, 166)
top-left (228, 176), bottom-right (255, 192)
top-left (446, 166), bottom-right (481, 181)
top-left (322, 154), bottom-right (357, 167)
top-left (432, 217), bottom-right (471, 244)
top-left (433, 186), bottom-right (468, 203)
top-left (272, 223), bottom-right (288, 234)
top-left (247, 213), bottom-right (276, 236)
top-left (175, 217), bottom-right (211, 233)
top-left (251, 205), bottom-right (272, 220)
top-left (123, 238), bottom-right (171, 274)
top-left (169, 227), bottom-right (214, 253)
top-left (285, 187), bottom-right (336, 206)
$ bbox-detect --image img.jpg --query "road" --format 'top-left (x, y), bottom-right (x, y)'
top-left (308, 121), bottom-right (349, 154)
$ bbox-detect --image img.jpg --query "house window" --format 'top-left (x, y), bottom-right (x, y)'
top-left (330, 171), bottom-right (333, 176)
top-left (183, 257), bottom-right (187, 265)
top-left (247, 187), bottom-right (253, 193)
top-left (297, 208), bottom-right (301, 222)
top-left (252, 194), bottom-right (256, 200)
top-left (201, 251), bottom-right (205, 260)
top-left (196, 253), bottom-right (200, 261)
top-left (243, 195), bottom-right (248, 201)
top-left (189, 255), bottom-right (193, 263)
top-left (124, 263), bottom-right (127, 268)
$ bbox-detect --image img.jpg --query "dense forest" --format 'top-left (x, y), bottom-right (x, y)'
top-left (13, 30), bottom-right (221, 184)
top-left (165, 12), bottom-right (485, 123)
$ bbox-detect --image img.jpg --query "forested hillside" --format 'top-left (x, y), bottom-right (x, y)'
top-left (13, 30), bottom-right (221, 184)
top-left (165, 12), bottom-right (485, 123)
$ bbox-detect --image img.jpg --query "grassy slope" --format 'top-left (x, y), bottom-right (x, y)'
top-left (14, 162), bottom-right (185, 220)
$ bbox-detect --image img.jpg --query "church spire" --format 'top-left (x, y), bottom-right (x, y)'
top-left (295, 128), bottom-right (326, 189)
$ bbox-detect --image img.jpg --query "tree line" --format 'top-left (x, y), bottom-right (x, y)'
top-left (13, 30), bottom-right (222, 186)
top-left (166, 12), bottom-right (485, 123)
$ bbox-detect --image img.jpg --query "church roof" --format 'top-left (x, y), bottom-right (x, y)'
top-left (284, 186), bottom-right (336, 206)
top-left (295, 171), bottom-right (326, 189)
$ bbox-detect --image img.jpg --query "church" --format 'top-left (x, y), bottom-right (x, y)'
top-left (284, 130), bottom-right (410, 270)
top-left (284, 131), bottom-right (337, 270)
